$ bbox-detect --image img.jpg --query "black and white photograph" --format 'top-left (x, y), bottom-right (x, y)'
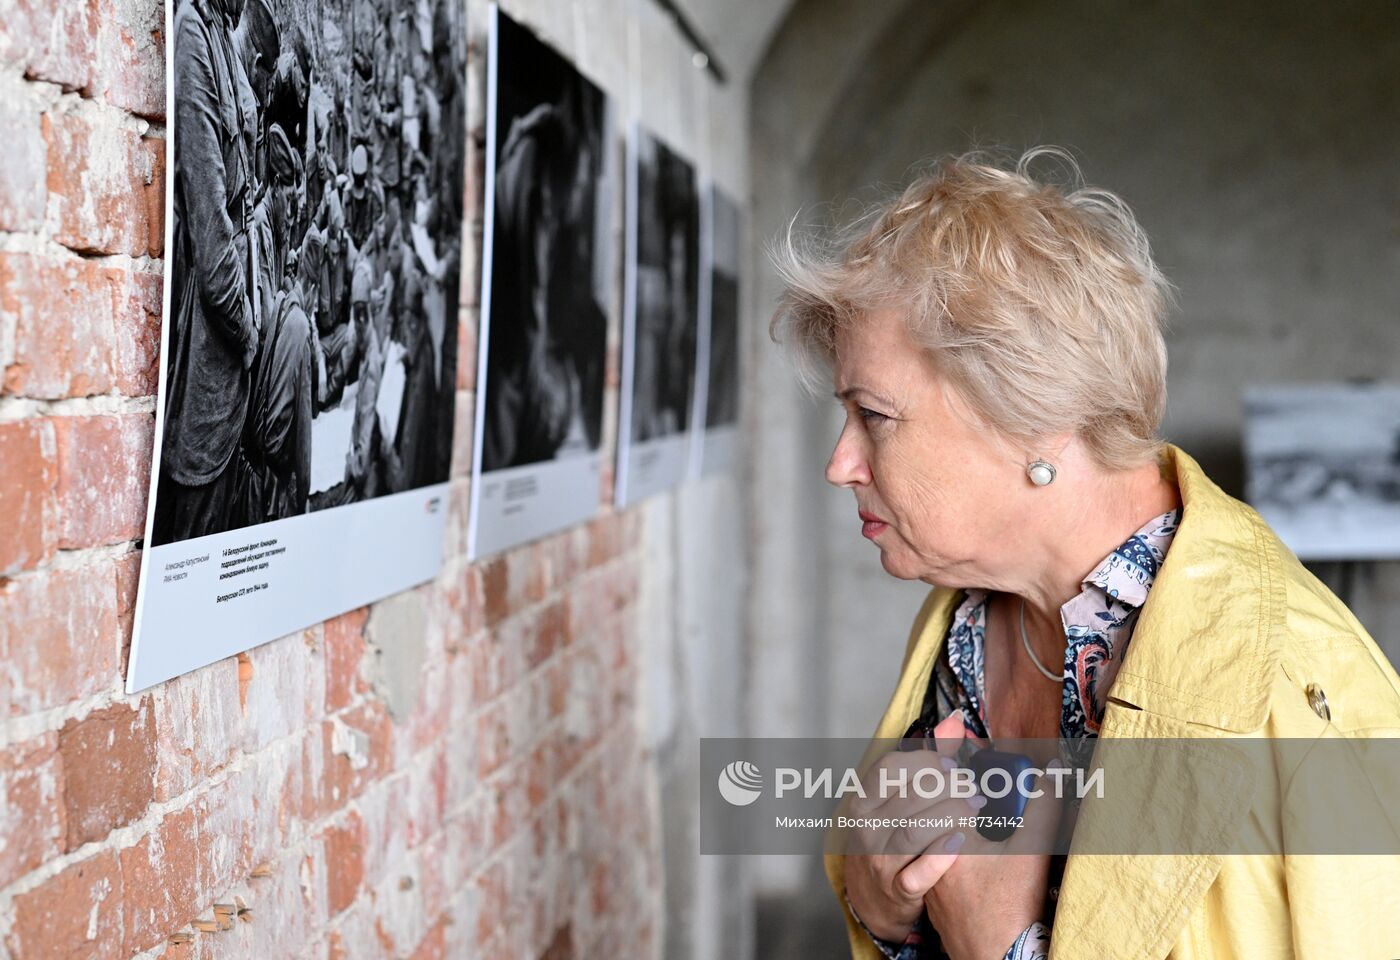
top-left (616, 122), bottom-right (700, 505)
top-left (1244, 382), bottom-right (1400, 560)
top-left (129, 0), bottom-right (468, 692)
top-left (691, 183), bottom-right (741, 477)
top-left (467, 5), bottom-right (616, 559)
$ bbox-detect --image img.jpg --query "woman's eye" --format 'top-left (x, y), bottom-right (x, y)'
top-left (858, 406), bottom-right (888, 424)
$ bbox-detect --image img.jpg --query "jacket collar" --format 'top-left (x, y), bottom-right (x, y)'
top-left (1102, 442), bottom-right (1285, 734)
top-left (1055, 443), bottom-right (1285, 959)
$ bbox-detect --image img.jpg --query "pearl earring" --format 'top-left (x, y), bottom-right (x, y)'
top-left (1027, 460), bottom-right (1057, 486)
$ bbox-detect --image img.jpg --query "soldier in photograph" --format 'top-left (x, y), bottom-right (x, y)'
top-left (345, 143), bottom-right (384, 255)
top-left (231, 0), bottom-right (278, 186)
top-left (154, 0), bottom-right (259, 547)
top-left (343, 257), bottom-right (390, 502)
top-left (314, 185), bottom-right (357, 408)
top-left (253, 124), bottom-right (302, 304)
top-left (231, 211), bottom-right (319, 526)
top-left (374, 8), bottom-right (403, 202)
top-left (382, 274), bottom-right (441, 494)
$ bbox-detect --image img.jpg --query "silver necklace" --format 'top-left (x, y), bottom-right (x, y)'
top-left (1018, 596), bottom-right (1062, 682)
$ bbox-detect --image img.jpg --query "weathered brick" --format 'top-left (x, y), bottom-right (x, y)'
top-left (474, 700), bottom-right (511, 781)
top-left (0, 0), bottom-right (96, 91)
top-left (585, 513), bottom-right (624, 568)
top-left (406, 653), bottom-right (451, 754)
top-left (439, 481), bottom-right (473, 563)
top-left (114, 548), bottom-right (141, 665)
top-left (362, 845), bottom-right (431, 956)
top-left (480, 543), bottom-right (548, 627)
top-left (468, 624), bottom-right (523, 706)
top-left (474, 857), bottom-right (509, 944)
top-left (119, 801), bottom-right (202, 955)
top-left (546, 657), bottom-right (570, 720)
top-left (462, 130), bottom-right (483, 265)
top-left (53, 413), bottom-right (154, 549)
top-left (58, 700), bottom-right (156, 850)
top-left (321, 810), bottom-right (366, 916)
top-left (91, 0), bottom-right (166, 119)
top-left (7, 850), bottom-right (122, 960)
top-left (308, 699), bottom-right (395, 820)
top-left (0, 733), bottom-right (66, 889)
top-left (0, 85), bottom-right (48, 231)
top-left (409, 918), bottom-right (449, 960)
top-left (279, 726), bottom-right (324, 829)
top-left (0, 418), bottom-right (58, 575)
top-left (230, 847), bottom-right (327, 958)
top-left (449, 389), bottom-right (474, 479)
top-left (150, 656), bottom-right (241, 801)
top-left (197, 758), bottom-right (263, 892)
top-left (480, 554), bottom-right (510, 627)
top-left (419, 753), bottom-right (450, 847)
top-left (526, 598), bottom-right (569, 671)
top-left (239, 629), bottom-right (324, 752)
top-left (112, 268), bottom-right (162, 395)
top-left (1, 253), bottom-right (116, 399)
top-left (0, 255), bottom-right (160, 400)
top-left (323, 607), bottom-right (371, 712)
top-left (0, 563), bottom-right (122, 716)
top-left (44, 108), bottom-right (161, 257)
top-left (438, 554), bottom-right (485, 639)
top-left (143, 133), bottom-right (165, 256)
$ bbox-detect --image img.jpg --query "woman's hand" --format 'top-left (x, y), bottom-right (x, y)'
top-left (922, 762), bottom-right (1062, 959)
top-left (844, 714), bottom-right (981, 941)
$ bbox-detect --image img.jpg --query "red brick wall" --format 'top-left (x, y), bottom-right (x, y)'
top-left (0, 2), bottom-right (660, 957)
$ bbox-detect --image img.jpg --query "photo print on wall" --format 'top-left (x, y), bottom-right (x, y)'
top-left (129, 0), bottom-right (468, 691)
top-left (1244, 381), bottom-right (1400, 560)
top-left (467, 5), bottom-right (616, 559)
top-left (616, 122), bottom-right (701, 506)
top-left (691, 182), bottom-right (741, 477)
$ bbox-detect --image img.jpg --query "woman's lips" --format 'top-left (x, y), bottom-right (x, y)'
top-left (859, 510), bottom-right (888, 539)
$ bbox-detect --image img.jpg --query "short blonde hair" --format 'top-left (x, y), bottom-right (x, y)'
top-left (768, 146), bottom-right (1173, 471)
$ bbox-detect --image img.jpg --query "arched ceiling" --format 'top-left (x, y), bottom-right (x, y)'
top-left (679, 0), bottom-right (796, 83)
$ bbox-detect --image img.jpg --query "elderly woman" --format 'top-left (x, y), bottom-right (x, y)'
top-left (768, 149), bottom-right (1400, 960)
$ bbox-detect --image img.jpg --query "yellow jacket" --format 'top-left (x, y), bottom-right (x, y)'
top-left (825, 443), bottom-right (1400, 959)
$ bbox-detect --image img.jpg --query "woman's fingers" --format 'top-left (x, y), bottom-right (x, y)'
top-left (892, 831), bottom-right (966, 896)
top-left (844, 855), bottom-right (927, 940)
top-left (931, 711), bottom-right (968, 757)
top-left (846, 788), bottom-right (980, 856)
top-left (848, 748), bottom-right (942, 815)
top-left (844, 767), bottom-right (985, 860)
top-left (880, 791), bottom-right (986, 855)
top-left (852, 712), bottom-right (971, 818)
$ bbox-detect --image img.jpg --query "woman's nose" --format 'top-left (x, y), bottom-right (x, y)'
top-left (825, 428), bottom-right (871, 487)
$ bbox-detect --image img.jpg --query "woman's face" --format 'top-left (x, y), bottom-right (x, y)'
top-left (827, 305), bottom-right (1032, 585)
